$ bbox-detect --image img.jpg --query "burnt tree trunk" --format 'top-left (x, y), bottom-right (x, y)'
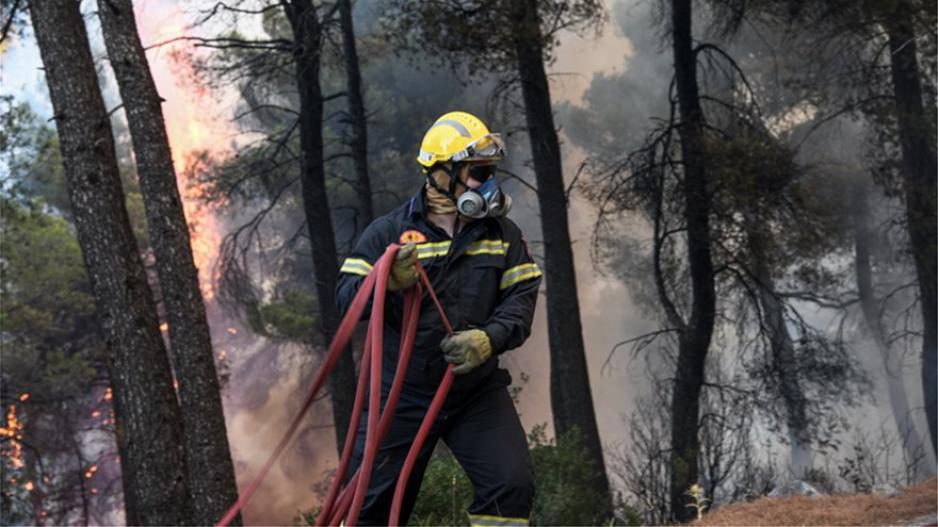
top-left (883, 0), bottom-right (938, 456)
top-left (96, 0), bottom-right (241, 523)
top-left (338, 0), bottom-right (373, 234)
top-left (510, 0), bottom-right (612, 517)
top-left (28, 0), bottom-right (191, 523)
top-left (852, 179), bottom-right (930, 473)
top-left (283, 0), bottom-right (357, 453)
top-left (669, 0), bottom-right (717, 520)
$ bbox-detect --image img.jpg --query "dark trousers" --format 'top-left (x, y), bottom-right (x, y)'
top-left (347, 372), bottom-right (534, 525)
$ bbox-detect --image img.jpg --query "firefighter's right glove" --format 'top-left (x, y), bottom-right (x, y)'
top-left (441, 329), bottom-right (492, 375)
top-left (387, 243), bottom-right (419, 291)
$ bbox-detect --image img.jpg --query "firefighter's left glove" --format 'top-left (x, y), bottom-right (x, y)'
top-left (387, 243), bottom-right (419, 291)
top-left (441, 329), bottom-right (492, 375)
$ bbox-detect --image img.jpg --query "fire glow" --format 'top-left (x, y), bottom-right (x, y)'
top-left (137, 2), bottom-right (236, 304)
top-left (1, 405), bottom-right (25, 469)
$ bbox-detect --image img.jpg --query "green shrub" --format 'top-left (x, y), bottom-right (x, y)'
top-left (411, 424), bottom-right (640, 526)
top-left (528, 425), bottom-right (630, 526)
top-left (410, 447), bottom-right (474, 526)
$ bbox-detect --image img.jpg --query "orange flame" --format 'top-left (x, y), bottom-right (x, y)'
top-left (137, 3), bottom-right (237, 305)
top-left (18, 393), bottom-right (29, 402)
top-left (91, 410), bottom-right (102, 418)
top-left (24, 481), bottom-right (34, 492)
top-left (160, 322), bottom-right (170, 333)
top-left (1, 405), bottom-right (25, 469)
top-left (85, 465), bottom-right (98, 479)
top-left (103, 387), bottom-right (113, 402)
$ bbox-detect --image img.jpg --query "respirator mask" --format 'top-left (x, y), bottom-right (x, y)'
top-left (456, 164), bottom-right (512, 219)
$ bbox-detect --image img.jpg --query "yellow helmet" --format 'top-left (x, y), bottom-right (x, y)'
top-left (416, 111), bottom-right (506, 169)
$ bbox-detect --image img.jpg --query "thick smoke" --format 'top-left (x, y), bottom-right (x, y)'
top-left (557, 0), bottom-right (936, 487)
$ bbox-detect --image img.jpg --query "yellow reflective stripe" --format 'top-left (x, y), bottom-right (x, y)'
top-left (499, 262), bottom-right (542, 290)
top-left (465, 239), bottom-right (510, 256)
top-left (465, 247), bottom-right (506, 256)
top-left (417, 241), bottom-right (451, 249)
top-left (502, 270), bottom-right (542, 289)
top-left (468, 513), bottom-right (529, 526)
top-left (468, 239), bottom-right (508, 249)
top-left (339, 258), bottom-right (373, 277)
top-left (416, 241), bottom-right (451, 259)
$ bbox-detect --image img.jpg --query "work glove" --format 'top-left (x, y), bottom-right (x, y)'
top-left (387, 243), bottom-right (419, 291)
top-left (441, 329), bottom-right (492, 375)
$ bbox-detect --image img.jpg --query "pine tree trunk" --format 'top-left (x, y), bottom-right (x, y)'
top-left (27, 1), bottom-right (191, 523)
top-left (510, 0), bottom-right (612, 517)
top-left (283, 0), bottom-right (357, 454)
top-left (852, 180), bottom-right (932, 474)
top-left (884, 0), bottom-right (938, 457)
top-left (669, 0), bottom-right (717, 520)
top-left (338, 0), bottom-right (373, 234)
top-left (95, 0), bottom-right (241, 523)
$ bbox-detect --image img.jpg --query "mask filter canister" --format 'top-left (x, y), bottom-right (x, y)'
top-left (456, 178), bottom-right (512, 219)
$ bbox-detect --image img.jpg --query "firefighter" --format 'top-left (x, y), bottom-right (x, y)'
top-left (336, 111), bottom-right (542, 526)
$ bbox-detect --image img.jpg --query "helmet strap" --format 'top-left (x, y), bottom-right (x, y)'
top-left (425, 163), bottom-right (468, 206)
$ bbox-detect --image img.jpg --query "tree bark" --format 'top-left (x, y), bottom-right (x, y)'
top-left (744, 215), bottom-right (811, 475)
top-left (283, 0), bottom-right (357, 454)
top-left (27, 1), bottom-right (191, 523)
top-left (852, 180), bottom-right (931, 474)
top-left (883, 0), bottom-right (938, 457)
top-left (510, 0), bottom-right (612, 517)
top-left (95, 0), bottom-right (241, 523)
top-left (669, 0), bottom-right (717, 520)
top-left (338, 0), bottom-right (373, 234)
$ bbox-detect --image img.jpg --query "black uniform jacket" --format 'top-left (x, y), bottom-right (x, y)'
top-left (336, 188), bottom-right (542, 404)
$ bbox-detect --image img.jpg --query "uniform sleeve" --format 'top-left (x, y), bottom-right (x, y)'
top-left (336, 217), bottom-right (393, 317)
top-left (482, 221), bottom-right (542, 354)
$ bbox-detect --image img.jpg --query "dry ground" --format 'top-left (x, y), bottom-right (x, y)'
top-left (692, 478), bottom-right (937, 526)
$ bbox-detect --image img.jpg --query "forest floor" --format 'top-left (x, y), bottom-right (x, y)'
top-left (692, 477), bottom-right (937, 526)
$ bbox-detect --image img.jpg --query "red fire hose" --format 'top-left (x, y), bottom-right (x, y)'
top-left (216, 244), bottom-right (455, 527)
